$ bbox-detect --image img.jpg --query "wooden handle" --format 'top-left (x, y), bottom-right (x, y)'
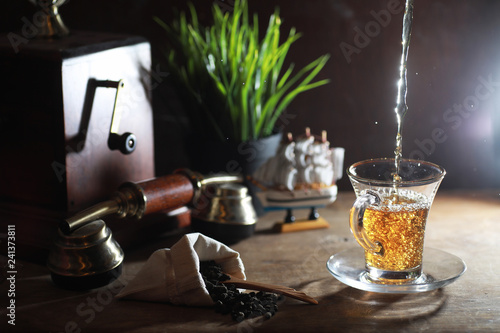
top-left (222, 275), bottom-right (318, 305)
top-left (137, 174), bottom-right (194, 215)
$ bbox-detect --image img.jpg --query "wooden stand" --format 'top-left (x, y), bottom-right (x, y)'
top-left (272, 216), bottom-right (330, 233)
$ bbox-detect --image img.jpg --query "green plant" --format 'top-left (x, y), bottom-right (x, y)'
top-left (155, 0), bottom-right (330, 143)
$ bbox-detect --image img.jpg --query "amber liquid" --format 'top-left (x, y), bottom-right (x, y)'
top-left (363, 190), bottom-right (429, 272)
top-left (393, 0), bottom-right (414, 181)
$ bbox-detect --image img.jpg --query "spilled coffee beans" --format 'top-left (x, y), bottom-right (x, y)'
top-left (200, 260), bottom-right (280, 322)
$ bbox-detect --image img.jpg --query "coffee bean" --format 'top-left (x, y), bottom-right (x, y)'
top-left (200, 260), bottom-right (279, 322)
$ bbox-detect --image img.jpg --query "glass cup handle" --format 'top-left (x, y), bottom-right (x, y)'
top-left (349, 190), bottom-right (384, 256)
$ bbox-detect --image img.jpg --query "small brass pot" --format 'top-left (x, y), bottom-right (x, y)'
top-left (191, 183), bottom-right (257, 244)
top-left (47, 219), bottom-right (124, 290)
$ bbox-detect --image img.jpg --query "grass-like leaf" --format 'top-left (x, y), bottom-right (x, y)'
top-left (156, 0), bottom-right (330, 142)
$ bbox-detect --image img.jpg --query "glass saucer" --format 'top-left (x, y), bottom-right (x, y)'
top-left (326, 247), bottom-right (466, 293)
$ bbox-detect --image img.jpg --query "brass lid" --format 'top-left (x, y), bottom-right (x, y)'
top-left (192, 183), bottom-right (257, 226)
top-left (47, 220), bottom-right (124, 277)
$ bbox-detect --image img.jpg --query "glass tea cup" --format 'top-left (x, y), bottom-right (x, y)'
top-left (347, 158), bottom-right (445, 284)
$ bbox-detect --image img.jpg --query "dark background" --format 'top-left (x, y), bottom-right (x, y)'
top-left (3, 0), bottom-right (500, 191)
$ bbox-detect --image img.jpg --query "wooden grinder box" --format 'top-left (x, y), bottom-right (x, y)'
top-left (0, 31), bottom-right (155, 261)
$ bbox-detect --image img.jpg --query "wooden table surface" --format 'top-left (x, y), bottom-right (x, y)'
top-left (1, 190), bottom-right (499, 332)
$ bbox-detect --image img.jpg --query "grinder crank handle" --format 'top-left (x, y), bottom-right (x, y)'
top-left (61, 169), bottom-right (242, 234)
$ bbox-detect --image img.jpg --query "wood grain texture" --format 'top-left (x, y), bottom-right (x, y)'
top-left (1, 190), bottom-right (499, 332)
top-left (138, 174), bottom-right (194, 215)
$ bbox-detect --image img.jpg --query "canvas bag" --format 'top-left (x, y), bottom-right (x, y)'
top-left (116, 233), bottom-right (245, 306)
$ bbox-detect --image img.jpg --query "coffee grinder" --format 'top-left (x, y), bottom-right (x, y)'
top-left (0, 0), bottom-right (155, 262)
